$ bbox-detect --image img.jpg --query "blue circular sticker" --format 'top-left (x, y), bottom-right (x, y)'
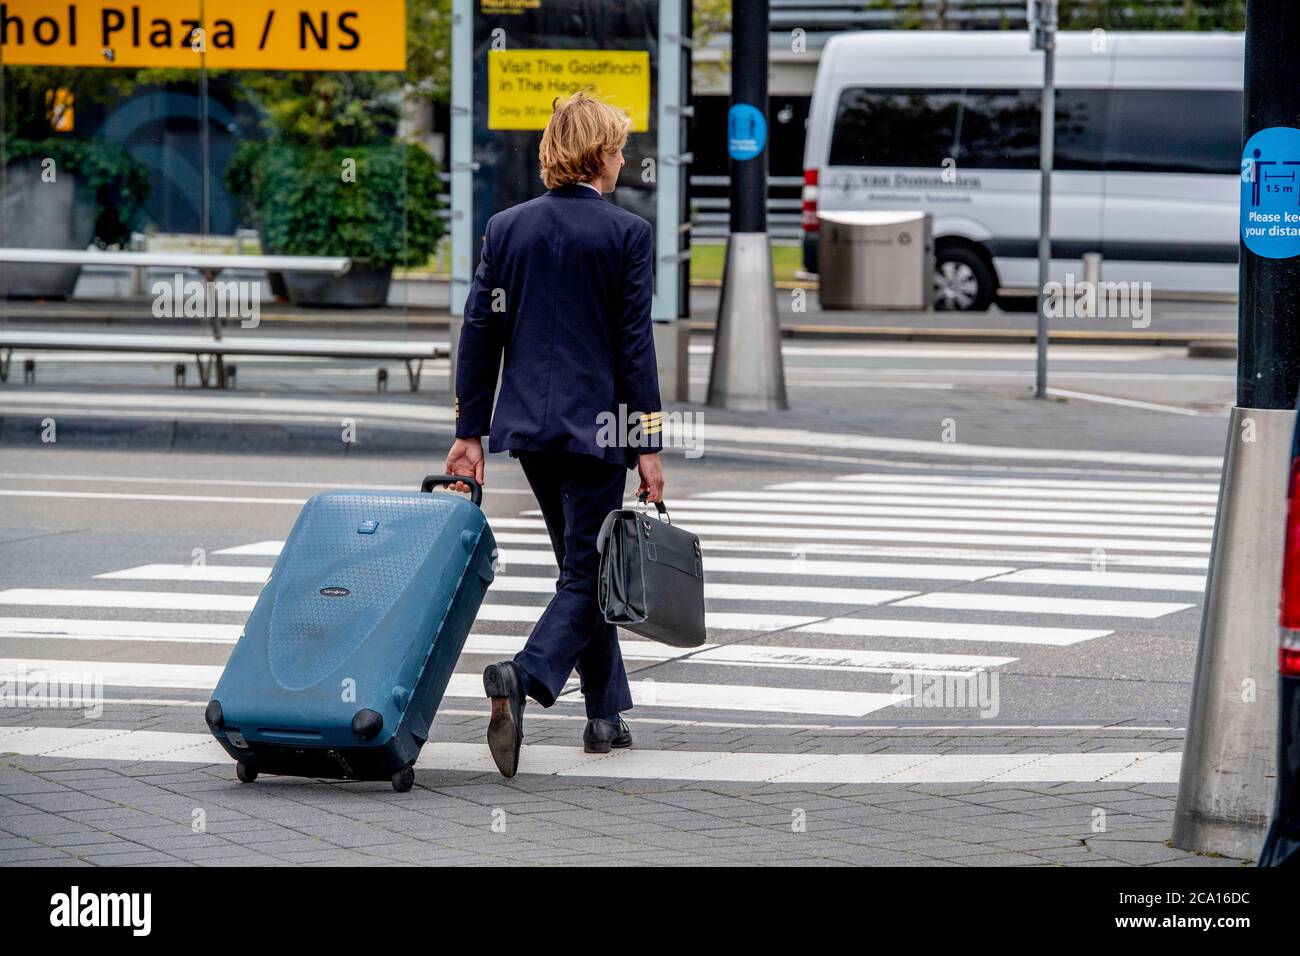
top-left (1242, 126), bottom-right (1300, 260)
top-left (728, 103), bottom-right (767, 161)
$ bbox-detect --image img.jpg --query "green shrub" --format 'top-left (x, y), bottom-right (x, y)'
top-left (226, 141), bottom-right (443, 270)
top-left (5, 137), bottom-right (151, 248)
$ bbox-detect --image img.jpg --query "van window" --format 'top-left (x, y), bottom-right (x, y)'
top-left (827, 86), bottom-right (1236, 175)
top-left (1055, 89), bottom-right (1108, 171)
top-left (828, 88), bottom-right (955, 168)
top-left (827, 87), bottom-right (1039, 170)
top-left (1104, 89), bottom-right (1241, 175)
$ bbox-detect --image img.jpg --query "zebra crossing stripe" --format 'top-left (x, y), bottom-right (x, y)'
top-left (564, 509), bottom-right (1213, 540)
top-left (461, 635), bottom-right (1014, 675)
top-left (210, 540), bottom-right (1210, 570)
top-left (833, 473), bottom-right (1219, 492)
top-left (97, 565), bottom-right (924, 605)
top-left (490, 527), bottom-right (1209, 554)
top-left (0, 626), bottom-right (1013, 676)
top-left (0, 618), bottom-right (243, 643)
top-left (0, 659), bottom-right (904, 717)
top-left (213, 541), bottom-right (283, 556)
top-left (893, 593), bottom-right (1193, 619)
top-left (102, 557), bottom-right (1006, 588)
top-left (535, 546), bottom-right (1206, 567)
top-left (476, 604), bottom-right (822, 632)
top-left (0, 592), bottom-right (1161, 640)
top-left (0, 490), bottom-right (305, 506)
top-left (488, 515), bottom-right (1206, 546)
top-left (699, 490), bottom-right (1214, 516)
top-left (794, 618), bottom-right (1111, 646)
top-left (0, 658), bottom-right (221, 689)
top-left (97, 564), bottom-right (272, 583)
top-left (698, 555), bottom-right (1014, 580)
top-left (205, 548), bottom-right (1029, 581)
top-left (0, 727), bottom-right (1184, 783)
top-left (989, 568), bottom-right (1208, 593)
top-left (0, 589), bottom-right (257, 612)
top-left (488, 576), bottom-right (917, 606)
top-left (0, 593), bottom-right (817, 636)
top-left (772, 480), bottom-right (1217, 504)
top-left (624, 498), bottom-right (1216, 528)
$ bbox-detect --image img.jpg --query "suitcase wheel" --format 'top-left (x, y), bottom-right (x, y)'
top-left (391, 765), bottom-right (415, 793)
top-left (236, 761), bottom-right (258, 784)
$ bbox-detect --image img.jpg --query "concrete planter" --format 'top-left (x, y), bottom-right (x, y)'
top-left (282, 263), bottom-right (393, 308)
top-left (0, 159), bottom-right (97, 299)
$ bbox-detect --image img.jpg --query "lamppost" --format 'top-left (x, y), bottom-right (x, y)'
top-left (706, 0), bottom-right (787, 411)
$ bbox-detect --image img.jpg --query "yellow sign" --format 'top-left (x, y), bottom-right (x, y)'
top-left (0, 1), bottom-right (406, 71)
top-left (487, 49), bottom-right (650, 131)
top-left (480, 0), bottom-right (542, 13)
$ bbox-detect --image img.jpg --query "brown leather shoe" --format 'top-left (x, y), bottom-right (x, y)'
top-left (483, 661), bottom-right (526, 777)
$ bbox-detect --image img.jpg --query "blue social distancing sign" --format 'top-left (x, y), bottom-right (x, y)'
top-left (1242, 126), bottom-right (1300, 259)
top-left (728, 103), bottom-right (767, 161)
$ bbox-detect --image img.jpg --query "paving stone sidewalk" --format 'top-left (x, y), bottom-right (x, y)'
top-left (0, 703), bottom-right (1248, 867)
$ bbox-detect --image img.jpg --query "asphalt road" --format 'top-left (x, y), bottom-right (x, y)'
top-left (0, 336), bottom-right (1247, 866)
top-left (0, 442), bottom-right (1212, 725)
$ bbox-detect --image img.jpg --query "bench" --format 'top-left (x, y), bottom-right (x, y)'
top-left (0, 248), bottom-right (352, 277)
top-left (0, 248), bottom-right (352, 339)
top-left (0, 330), bottom-right (449, 391)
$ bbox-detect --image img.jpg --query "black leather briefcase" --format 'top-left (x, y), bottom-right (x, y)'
top-left (596, 495), bottom-right (706, 648)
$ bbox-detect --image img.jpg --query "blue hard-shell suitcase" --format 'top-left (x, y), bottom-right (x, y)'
top-left (205, 475), bottom-right (495, 792)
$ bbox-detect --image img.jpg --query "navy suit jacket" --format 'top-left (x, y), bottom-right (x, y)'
top-left (455, 184), bottom-right (663, 468)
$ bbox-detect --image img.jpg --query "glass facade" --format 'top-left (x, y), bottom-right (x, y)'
top-left (1, 1), bottom-right (439, 338)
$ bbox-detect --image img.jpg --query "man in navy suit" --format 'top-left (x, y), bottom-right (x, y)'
top-left (445, 91), bottom-right (665, 778)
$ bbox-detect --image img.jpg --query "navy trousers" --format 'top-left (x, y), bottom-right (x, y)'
top-left (511, 450), bottom-right (634, 720)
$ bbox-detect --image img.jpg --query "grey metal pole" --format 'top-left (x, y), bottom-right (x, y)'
top-left (1034, 31), bottom-right (1055, 399)
top-left (1172, 0), bottom-right (1300, 859)
top-left (1237, 4), bottom-right (1300, 408)
top-left (446, 0), bottom-right (475, 399)
top-left (1, 34), bottom-right (7, 258)
top-left (706, 0), bottom-right (787, 411)
top-left (679, 0), bottom-right (694, 322)
top-left (199, 0), bottom-right (210, 241)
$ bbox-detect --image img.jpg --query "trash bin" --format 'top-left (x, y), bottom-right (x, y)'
top-left (817, 210), bottom-right (933, 310)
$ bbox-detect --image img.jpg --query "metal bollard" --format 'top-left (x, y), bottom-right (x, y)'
top-left (1173, 408), bottom-right (1293, 858)
top-left (1078, 252), bottom-right (1102, 318)
top-left (130, 232), bottom-right (147, 297)
top-left (1082, 251), bottom-right (1102, 283)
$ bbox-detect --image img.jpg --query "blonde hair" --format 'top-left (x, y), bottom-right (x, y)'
top-left (538, 90), bottom-right (631, 189)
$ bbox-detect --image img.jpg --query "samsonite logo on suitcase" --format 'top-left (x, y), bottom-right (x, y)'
top-left (205, 476), bottom-right (495, 792)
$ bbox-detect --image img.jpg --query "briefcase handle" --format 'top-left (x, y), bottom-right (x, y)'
top-left (636, 490), bottom-right (671, 524)
top-left (422, 474), bottom-right (483, 507)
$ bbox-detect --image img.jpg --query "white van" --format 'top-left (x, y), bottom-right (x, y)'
top-left (801, 31), bottom-right (1243, 310)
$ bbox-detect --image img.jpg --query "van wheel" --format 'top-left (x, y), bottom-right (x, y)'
top-left (236, 761), bottom-right (258, 784)
top-left (934, 246), bottom-right (995, 312)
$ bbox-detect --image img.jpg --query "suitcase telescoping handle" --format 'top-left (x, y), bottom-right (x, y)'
top-left (421, 474), bottom-right (483, 507)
